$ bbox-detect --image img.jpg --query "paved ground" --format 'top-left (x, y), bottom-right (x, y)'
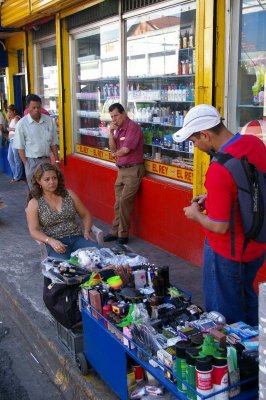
top-left (0, 171), bottom-right (204, 399)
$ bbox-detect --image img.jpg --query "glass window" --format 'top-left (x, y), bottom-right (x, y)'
top-left (228, 0), bottom-right (266, 144)
top-left (72, 2), bottom-right (197, 185)
top-left (36, 42), bottom-right (58, 120)
top-left (126, 3), bottom-right (196, 181)
top-left (72, 23), bottom-right (119, 151)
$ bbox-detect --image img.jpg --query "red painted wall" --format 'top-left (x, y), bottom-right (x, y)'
top-left (61, 155), bottom-right (266, 287)
top-left (61, 154), bottom-right (204, 266)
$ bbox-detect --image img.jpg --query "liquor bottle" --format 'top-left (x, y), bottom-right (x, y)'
top-left (189, 32), bottom-right (194, 48)
top-left (183, 31), bottom-right (188, 49)
top-left (178, 61), bottom-right (182, 75)
top-left (178, 32), bottom-right (183, 49)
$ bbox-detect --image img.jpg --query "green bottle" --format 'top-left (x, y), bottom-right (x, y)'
top-left (185, 347), bottom-right (199, 400)
top-left (175, 340), bottom-right (190, 393)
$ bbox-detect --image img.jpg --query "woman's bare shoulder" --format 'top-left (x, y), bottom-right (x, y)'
top-left (27, 197), bottom-right (39, 210)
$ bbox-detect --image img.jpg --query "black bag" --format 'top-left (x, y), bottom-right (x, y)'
top-left (211, 151), bottom-right (266, 255)
top-left (43, 277), bottom-right (82, 329)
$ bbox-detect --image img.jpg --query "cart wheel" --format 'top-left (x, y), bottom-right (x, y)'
top-left (76, 352), bottom-right (90, 375)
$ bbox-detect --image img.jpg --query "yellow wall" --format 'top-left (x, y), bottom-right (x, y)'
top-left (5, 32), bottom-right (25, 104)
top-left (56, 16), bottom-right (72, 160)
top-left (193, 0), bottom-right (215, 196)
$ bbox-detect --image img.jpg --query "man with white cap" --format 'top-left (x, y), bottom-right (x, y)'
top-left (173, 104), bottom-right (266, 325)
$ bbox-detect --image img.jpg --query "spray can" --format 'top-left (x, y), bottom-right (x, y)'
top-left (102, 304), bottom-right (112, 327)
top-left (212, 356), bottom-right (229, 399)
top-left (175, 340), bottom-right (190, 393)
top-left (186, 347), bottom-right (199, 400)
top-left (196, 356), bottom-right (213, 399)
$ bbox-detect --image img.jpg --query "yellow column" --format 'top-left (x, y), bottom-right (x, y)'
top-left (5, 32), bottom-right (25, 103)
top-left (193, 0), bottom-right (216, 196)
top-left (56, 15), bottom-right (72, 161)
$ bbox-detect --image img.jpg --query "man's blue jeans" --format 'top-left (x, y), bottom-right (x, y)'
top-left (203, 238), bottom-right (265, 326)
top-left (46, 235), bottom-right (99, 260)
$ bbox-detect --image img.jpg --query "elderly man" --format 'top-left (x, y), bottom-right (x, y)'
top-left (104, 103), bottom-right (145, 245)
top-left (14, 94), bottom-right (59, 188)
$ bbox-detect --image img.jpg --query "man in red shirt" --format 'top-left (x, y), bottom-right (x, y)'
top-left (104, 103), bottom-right (145, 245)
top-left (173, 104), bottom-right (266, 325)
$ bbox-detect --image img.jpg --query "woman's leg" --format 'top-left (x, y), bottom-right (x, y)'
top-left (13, 147), bottom-right (23, 180)
top-left (7, 141), bottom-right (15, 178)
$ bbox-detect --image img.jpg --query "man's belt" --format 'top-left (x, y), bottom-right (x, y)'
top-left (117, 163), bottom-right (143, 169)
top-left (32, 156), bottom-right (50, 159)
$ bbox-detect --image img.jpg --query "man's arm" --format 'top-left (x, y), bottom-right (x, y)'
top-left (50, 144), bottom-right (59, 161)
top-left (18, 149), bottom-right (27, 164)
top-left (183, 202), bottom-right (229, 234)
top-left (108, 123), bottom-right (117, 153)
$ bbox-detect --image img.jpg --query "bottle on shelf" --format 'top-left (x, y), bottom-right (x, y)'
top-left (184, 60), bottom-right (189, 75)
top-left (178, 61), bottom-right (182, 75)
top-left (192, 50), bottom-right (196, 74)
top-left (178, 32), bottom-right (183, 50)
top-left (189, 32), bottom-right (194, 48)
top-left (182, 31), bottom-right (188, 49)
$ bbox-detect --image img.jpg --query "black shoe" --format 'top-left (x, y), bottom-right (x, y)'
top-left (104, 234), bottom-right (118, 242)
top-left (117, 237), bottom-right (128, 245)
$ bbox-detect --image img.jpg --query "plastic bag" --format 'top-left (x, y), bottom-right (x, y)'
top-left (112, 254), bottom-right (148, 267)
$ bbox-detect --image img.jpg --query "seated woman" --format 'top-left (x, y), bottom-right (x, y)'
top-left (27, 162), bottom-right (98, 260)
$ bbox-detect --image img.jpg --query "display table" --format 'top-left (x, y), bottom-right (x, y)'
top-left (81, 300), bottom-right (258, 400)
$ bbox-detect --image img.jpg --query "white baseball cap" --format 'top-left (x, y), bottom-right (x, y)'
top-left (173, 104), bottom-right (221, 143)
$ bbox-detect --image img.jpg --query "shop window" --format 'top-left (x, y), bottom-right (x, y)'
top-left (72, 1), bottom-right (196, 186)
top-left (228, 0), bottom-right (266, 144)
top-left (35, 42), bottom-right (58, 122)
top-left (17, 49), bottom-right (25, 74)
top-left (72, 23), bottom-right (119, 156)
top-left (125, 3), bottom-right (196, 184)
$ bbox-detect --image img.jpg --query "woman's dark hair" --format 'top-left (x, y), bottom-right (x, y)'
top-left (28, 163), bottom-right (67, 202)
top-left (7, 104), bottom-right (19, 115)
top-left (109, 103), bottom-right (125, 113)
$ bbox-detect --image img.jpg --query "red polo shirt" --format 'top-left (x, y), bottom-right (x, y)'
top-left (205, 133), bottom-right (266, 261)
top-left (114, 117), bottom-right (143, 166)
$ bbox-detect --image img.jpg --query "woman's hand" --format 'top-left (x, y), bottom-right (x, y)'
top-left (83, 230), bottom-right (93, 241)
top-left (49, 238), bottom-right (67, 254)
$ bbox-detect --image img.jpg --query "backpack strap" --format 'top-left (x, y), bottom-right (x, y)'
top-left (230, 201), bottom-right (236, 257)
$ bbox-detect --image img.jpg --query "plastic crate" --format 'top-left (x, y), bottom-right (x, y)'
top-left (56, 321), bottom-right (83, 359)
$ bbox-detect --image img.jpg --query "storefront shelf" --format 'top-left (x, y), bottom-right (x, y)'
top-left (128, 74), bottom-right (195, 80)
top-left (144, 144), bottom-right (191, 154)
top-left (238, 104), bottom-right (264, 108)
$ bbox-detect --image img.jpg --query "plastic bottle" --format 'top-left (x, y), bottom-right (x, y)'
top-left (212, 356), bottom-right (229, 399)
top-left (176, 340), bottom-right (190, 393)
top-left (179, 111), bottom-right (184, 127)
top-left (186, 347), bottom-right (199, 400)
top-left (196, 356), bottom-right (213, 400)
top-left (175, 111), bottom-right (180, 127)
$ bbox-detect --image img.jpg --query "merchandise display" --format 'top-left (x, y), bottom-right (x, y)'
top-left (78, 262), bottom-right (258, 399)
top-left (44, 247), bottom-right (258, 398)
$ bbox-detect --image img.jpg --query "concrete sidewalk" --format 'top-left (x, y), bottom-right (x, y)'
top-left (0, 172), bottom-right (203, 399)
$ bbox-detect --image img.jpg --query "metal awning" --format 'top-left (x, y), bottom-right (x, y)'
top-left (0, 26), bottom-right (21, 39)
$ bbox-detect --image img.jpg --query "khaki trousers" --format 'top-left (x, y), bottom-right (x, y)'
top-left (111, 164), bottom-right (145, 238)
